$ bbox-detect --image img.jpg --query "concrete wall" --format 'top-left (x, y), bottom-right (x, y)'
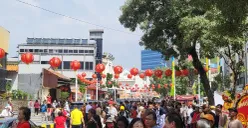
top-left (7, 72), bottom-right (18, 90)
top-left (0, 26), bottom-right (10, 52)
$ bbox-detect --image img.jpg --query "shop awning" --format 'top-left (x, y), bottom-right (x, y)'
top-left (6, 64), bottom-right (18, 72)
top-left (43, 68), bottom-right (71, 88)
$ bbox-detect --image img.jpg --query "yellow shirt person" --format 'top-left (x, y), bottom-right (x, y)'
top-left (70, 105), bottom-right (84, 127)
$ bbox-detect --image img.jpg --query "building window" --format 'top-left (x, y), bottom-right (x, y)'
top-left (64, 49), bottom-right (68, 53)
top-left (74, 39), bottom-right (80, 43)
top-left (25, 49), bottom-right (29, 52)
top-left (29, 49), bottom-right (33, 52)
top-left (39, 49), bottom-right (44, 53)
top-left (74, 50), bottom-right (78, 53)
top-left (59, 39), bottom-right (65, 43)
top-left (79, 50), bottom-right (84, 53)
top-left (41, 61), bottom-right (48, 64)
top-left (49, 49), bottom-right (53, 53)
top-left (85, 62), bottom-right (93, 70)
top-left (69, 50), bottom-right (73, 53)
top-left (58, 49), bottom-right (63, 53)
top-left (63, 61), bottom-right (70, 69)
top-left (85, 50), bottom-right (89, 53)
top-left (44, 49), bottom-right (48, 53)
top-left (89, 50), bottom-right (94, 53)
top-left (20, 49), bottom-right (24, 52)
top-left (43, 39), bottom-right (49, 43)
top-left (34, 49), bottom-right (39, 52)
top-left (66, 39), bottom-right (73, 43)
top-left (80, 62), bottom-right (84, 70)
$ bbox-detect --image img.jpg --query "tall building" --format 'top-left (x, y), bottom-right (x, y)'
top-left (90, 29), bottom-right (104, 64)
top-left (0, 26), bottom-right (10, 92)
top-left (16, 31), bottom-right (102, 99)
top-left (141, 50), bottom-right (170, 70)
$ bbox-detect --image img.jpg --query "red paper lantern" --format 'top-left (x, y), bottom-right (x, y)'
top-left (21, 53), bottom-right (34, 64)
top-left (139, 73), bottom-right (145, 79)
top-left (158, 84), bottom-right (161, 89)
top-left (130, 68), bottom-right (139, 76)
top-left (145, 69), bottom-right (153, 77)
top-left (154, 70), bottom-right (163, 78)
top-left (101, 74), bottom-right (106, 78)
top-left (0, 48), bottom-right (5, 59)
top-left (127, 74), bottom-right (132, 79)
top-left (175, 70), bottom-right (182, 76)
top-left (135, 84), bottom-right (138, 87)
top-left (181, 69), bottom-right (189, 76)
top-left (114, 74), bottom-right (120, 79)
top-left (165, 69), bottom-right (172, 76)
top-left (126, 83), bottom-right (129, 86)
top-left (49, 57), bottom-right (61, 68)
top-left (70, 60), bottom-right (81, 71)
top-left (108, 81), bottom-right (112, 85)
top-left (81, 72), bottom-right (87, 77)
top-left (164, 84), bottom-right (168, 88)
top-left (114, 66), bottom-right (123, 74)
top-left (95, 63), bottom-right (105, 73)
top-left (152, 84), bottom-right (155, 89)
top-left (118, 82), bottom-right (122, 86)
top-left (92, 74), bottom-right (97, 79)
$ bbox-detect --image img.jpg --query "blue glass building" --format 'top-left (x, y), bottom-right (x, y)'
top-left (141, 50), bottom-right (170, 70)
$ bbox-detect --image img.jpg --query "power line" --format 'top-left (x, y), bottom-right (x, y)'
top-left (14, 0), bottom-right (141, 36)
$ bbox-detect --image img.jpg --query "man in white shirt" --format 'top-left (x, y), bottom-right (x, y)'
top-left (180, 103), bottom-right (188, 125)
top-left (187, 105), bottom-right (193, 127)
top-left (108, 102), bottom-right (117, 119)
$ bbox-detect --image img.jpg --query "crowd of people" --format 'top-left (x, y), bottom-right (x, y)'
top-left (20, 96), bottom-right (244, 128)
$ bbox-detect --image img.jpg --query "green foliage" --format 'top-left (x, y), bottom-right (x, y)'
top-left (5, 81), bottom-right (12, 92)
top-left (151, 67), bottom-right (194, 96)
top-left (105, 73), bottom-right (118, 88)
top-left (61, 92), bottom-right (70, 100)
top-left (211, 74), bottom-right (231, 92)
top-left (119, 0), bottom-right (248, 105)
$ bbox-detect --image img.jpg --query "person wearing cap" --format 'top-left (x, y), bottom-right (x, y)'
top-left (108, 101), bottom-right (118, 120)
top-left (118, 105), bottom-right (128, 118)
top-left (227, 108), bottom-right (243, 128)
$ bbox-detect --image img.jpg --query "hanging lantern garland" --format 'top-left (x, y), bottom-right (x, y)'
top-left (154, 69), bottom-right (163, 78)
top-left (145, 69), bottom-right (153, 77)
top-left (130, 67), bottom-right (139, 76)
top-left (21, 52), bottom-right (34, 64)
top-left (95, 63), bottom-right (105, 73)
top-left (49, 57), bottom-right (61, 68)
top-left (139, 73), bottom-right (145, 79)
top-left (70, 60), bottom-right (81, 71)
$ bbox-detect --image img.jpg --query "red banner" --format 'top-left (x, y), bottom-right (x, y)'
top-left (237, 95), bottom-right (248, 127)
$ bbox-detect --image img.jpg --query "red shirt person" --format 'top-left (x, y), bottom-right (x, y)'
top-left (17, 107), bottom-right (31, 128)
top-left (54, 111), bottom-right (66, 128)
top-left (46, 94), bottom-right (52, 104)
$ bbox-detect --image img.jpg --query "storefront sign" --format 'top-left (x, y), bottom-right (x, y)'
top-left (237, 95), bottom-right (248, 127)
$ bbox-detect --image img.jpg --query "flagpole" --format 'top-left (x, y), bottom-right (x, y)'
top-left (172, 56), bottom-right (176, 100)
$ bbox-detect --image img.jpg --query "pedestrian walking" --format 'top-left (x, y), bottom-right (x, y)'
top-left (34, 100), bottom-right (40, 115)
top-left (70, 105), bottom-right (84, 128)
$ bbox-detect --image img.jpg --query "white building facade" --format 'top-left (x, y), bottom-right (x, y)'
top-left (16, 38), bottom-right (98, 100)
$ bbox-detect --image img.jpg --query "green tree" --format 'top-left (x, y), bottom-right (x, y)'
top-left (119, 0), bottom-right (248, 104)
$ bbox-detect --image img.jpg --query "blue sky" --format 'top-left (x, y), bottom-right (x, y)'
top-left (0, 0), bottom-right (143, 69)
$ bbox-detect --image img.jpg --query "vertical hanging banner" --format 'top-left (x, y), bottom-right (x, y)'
top-left (170, 57), bottom-right (175, 98)
top-left (217, 57), bottom-right (220, 73)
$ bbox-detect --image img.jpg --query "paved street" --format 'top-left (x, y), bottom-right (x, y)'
top-left (30, 113), bottom-right (53, 126)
